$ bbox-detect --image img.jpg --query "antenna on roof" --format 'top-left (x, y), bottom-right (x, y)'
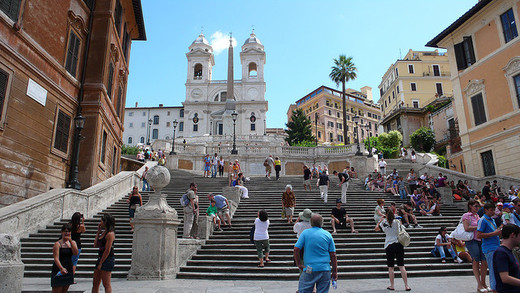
top-left (200, 26), bottom-right (204, 35)
top-left (399, 48), bottom-right (402, 59)
top-left (252, 25), bottom-right (255, 34)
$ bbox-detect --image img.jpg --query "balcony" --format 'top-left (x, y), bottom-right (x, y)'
top-left (423, 72), bottom-right (450, 77)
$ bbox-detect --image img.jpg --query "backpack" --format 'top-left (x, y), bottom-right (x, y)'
top-left (180, 192), bottom-right (190, 207)
top-left (340, 172), bottom-right (350, 182)
top-left (249, 225), bottom-right (255, 244)
top-left (263, 159), bottom-right (269, 167)
top-left (232, 180), bottom-right (238, 187)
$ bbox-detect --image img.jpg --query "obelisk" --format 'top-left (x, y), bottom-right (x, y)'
top-left (223, 34), bottom-right (236, 137)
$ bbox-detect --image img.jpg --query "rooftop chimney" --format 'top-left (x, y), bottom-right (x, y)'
top-left (361, 86), bottom-right (373, 101)
top-left (159, 104), bottom-right (163, 107)
top-left (135, 102), bottom-right (138, 107)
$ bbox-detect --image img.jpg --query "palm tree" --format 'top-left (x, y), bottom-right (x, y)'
top-left (329, 55), bottom-right (357, 145)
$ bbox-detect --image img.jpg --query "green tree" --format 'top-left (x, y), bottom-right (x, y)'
top-left (285, 108), bottom-right (315, 146)
top-left (410, 127), bottom-right (436, 152)
top-left (121, 145), bottom-right (140, 155)
top-left (379, 130), bottom-right (403, 149)
top-left (330, 55), bottom-right (357, 144)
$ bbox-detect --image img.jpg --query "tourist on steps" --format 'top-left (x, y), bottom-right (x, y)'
top-left (92, 213), bottom-right (115, 293)
top-left (493, 224), bottom-right (520, 292)
top-left (463, 199), bottom-right (490, 293)
top-left (432, 226), bottom-right (463, 263)
top-left (70, 212), bottom-right (85, 275)
top-left (183, 183), bottom-right (199, 239)
top-left (375, 209), bottom-right (411, 291)
top-left (264, 154), bottom-right (274, 180)
top-left (294, 208), bottom-right (313, 238)
top-left (141, 166), bottom-right (150, 192)
top-left (254, 209), bottom-right (270, 267)
top-left (332, 170), bottom-right (350, 204)
top-left (207, 193), bottom-right (232, 228)
top-left (127, 186), bottom-right (142, 232)
top-left (274, 156), bottom-right (282, 180)
top-left (234, 173), bottom-right (249, 199)
top-left (331, 198), bottom-right (358, 234)
top-left (303, 165), bottom-right (312, 191)
top-left (282, 184), bottom-right (296, 223)
top-left (51, 223), bottom-right (78, 293)
top-left (294, 213), bottom-right (337, 293)
top-left (317, 171), bottom-right (330, 203)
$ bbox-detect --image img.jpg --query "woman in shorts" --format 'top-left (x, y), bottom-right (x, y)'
top-left (92, 213), bottom-right (115, 293)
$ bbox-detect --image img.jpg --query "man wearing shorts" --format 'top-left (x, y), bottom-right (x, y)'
top-left (330, 199), bottom-right (358, 234)
top-left (264, 155), bottom-right (274, 180)
top-left (208, 193), bottom-right (232, 227)
top-left (303, 165), bottom-right (312, 191)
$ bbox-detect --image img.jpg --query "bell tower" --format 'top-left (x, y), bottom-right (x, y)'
top-left (186, 34), bottom-right (214, 83)
top-left (240, 31), bottom-right (265, 82)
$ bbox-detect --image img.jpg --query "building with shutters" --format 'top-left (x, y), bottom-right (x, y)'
top-left (427, 0), bottom-right (520, 177)
top-left (287, 86), bottom-right (381, 145)
top-left (0, 0), bottom-right (145, 206)
top-left (377, 49), bottom-right (453, 146)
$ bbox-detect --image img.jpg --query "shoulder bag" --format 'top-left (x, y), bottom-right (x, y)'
top-left (451, 216), bottom-right (474, 241)
top-left (397, 221), bottom-right (411, 247)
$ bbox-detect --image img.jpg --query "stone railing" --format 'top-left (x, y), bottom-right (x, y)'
top-left (0, 163), bottom-right (154, 239)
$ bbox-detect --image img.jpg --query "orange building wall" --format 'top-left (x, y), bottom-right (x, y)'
top-left (474, 20), bottom-right (500, 59)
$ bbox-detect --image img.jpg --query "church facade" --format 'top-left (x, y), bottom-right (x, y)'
top-left (182, 32), bottom-right (268, 138)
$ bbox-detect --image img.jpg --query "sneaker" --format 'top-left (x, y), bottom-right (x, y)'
top-left (217, 228), bottom-right (223, 232)
top-left (415, 224), bottom-right (423, 228)
top-left (403, 223), bottom-right (409, 228)
top-left (456, 257), bottom-right (463, 263)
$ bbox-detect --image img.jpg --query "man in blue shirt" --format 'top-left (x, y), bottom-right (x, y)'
top-left (207, 193), bottom-right (232, 227)
top-left (477, 202), bottom-right (503, 292)
top-left (294, 214), bottom-right (337, 293)
top-left (493, 224), bottom-right (520, 293)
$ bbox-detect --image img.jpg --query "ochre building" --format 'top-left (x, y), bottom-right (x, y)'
top-left (378, 49), bottom-right (453, 145)
top-left (288, 86), bottom-right (381, 145)
top-left (427, 0), bottom-right (520, 177)
top-left (0, 0), bottom-right (146, 206)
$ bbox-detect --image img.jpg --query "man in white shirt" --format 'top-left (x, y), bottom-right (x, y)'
top-left (379, 158), bottom-right (387, 175)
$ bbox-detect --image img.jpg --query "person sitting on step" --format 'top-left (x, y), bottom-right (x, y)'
top-left (206, 200), bottom-right (222, 232)
top-left (233, 173), bottom-right (249, 199)
top-left (331, 199), bottom-right (358, 234)
top-left (398, 201), bottom-right (422, 228)
top-left (432, 226), bottom-right (463, 263)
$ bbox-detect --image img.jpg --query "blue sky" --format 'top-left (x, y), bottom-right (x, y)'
top-left (126, 0), bottom-right (477, 128)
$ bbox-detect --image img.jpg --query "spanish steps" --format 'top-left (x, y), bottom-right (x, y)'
top-left (21, 160), bottom-right (472, 280)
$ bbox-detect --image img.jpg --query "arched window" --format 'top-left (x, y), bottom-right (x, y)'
top-left (140, 136), bottom-right (145, 143)
top-left (194, 63), bottom-right (202, 79)
top-left (248, 62), bottom-right (257, 77)
top-left (214, 91), bottom-right (228, 102)
top-left (128, 137), bottom-right (133, 144)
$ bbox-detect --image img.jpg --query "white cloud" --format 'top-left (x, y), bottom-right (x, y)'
top-left (210, 31), bottom-right (237, 55)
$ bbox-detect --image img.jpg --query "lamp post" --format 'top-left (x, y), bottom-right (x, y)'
top-left (314, 112), bottom-right (319, 146)
top-left (170, 120), bottom-right (178, 155)
top-left (365, 124), bottom-right (373, 157)
top-left (146, 119), bottom-right (152, 145)
top-left (231, 111), bottom-right (238, 154)
top-left (353, 115), bottom-right (362, 156)
top-left (67, 113), bottom-right (85, 190)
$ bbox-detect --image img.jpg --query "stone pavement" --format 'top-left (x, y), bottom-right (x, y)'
top-left (23, 276), bottom-right (477, 292)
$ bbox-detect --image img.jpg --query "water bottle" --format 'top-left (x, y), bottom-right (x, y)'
top-left (332, 280), bottom-right (337, 289)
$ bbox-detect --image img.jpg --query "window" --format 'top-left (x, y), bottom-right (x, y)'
top-left (141, 122), bottom-right (145, 128)
top-left (471, 93), bottom-right (487, 126)
top-left (411, 83), bottom-right (417, 91)
top-left (194, 63), bottom-right (202, 79)
top-left (317, 131), bottom-right (321, 138)
top-left (151, 129), bottom-right (158, 139)
top-left (395, 68), bottom-right (398, 76)
top-left (53, 110), bottom-right (71, 153)
top-left (334, 103), bottom-right (338, 109)
top-left (100, 131), bottom-right (107, 164)
top-left (501, 8), bottom-right (518, 43)
top-left (114, 0), bottom-right (122, 37)
top-left (412, 100), bottom-right (419, 108)
top-left (122, 24), bottom-right (130, 61)
top-left (329, 132), bottom-right (333, 141)
top-left (337, 112), bottom-right (340, 118)
top-left (112, 146), bottom-right (117, 175)
top-left (481, 150), bottom-right (496, 176)
top-left (0, 67), bottom-right (10, 125)
top-left (328, 110), bottom-right (332, 115)
top-left (250, 123), bottom-right (255, 131)
top-left (180, 109), bottom-right (184, 117)
top-left (248, 62), bottom-right (257, 77)
top-left (514, 74), bottom-right (520, 108)
top-left (166, 122), bottom-right (170, 127)
top-left (0, 0), bottom-right (21, 21)
top-left (193, 124), bottom-right (198, 132)
top-left (142, 111), bottom-right (146, 116)
top-left (128, 137), bottom-right (133, 144)
top-left (129, 111), bottom-right (134, 117)
top-left (140, 136), bottom-right (145, 143)
top-left (179, 121), bottom-right (184, 131)
top-left (392, 91), bottom-right (395, 100)
top-left (337, 135), bottom-right (343, 142)
top-left (167, 111), bottom-right (170, 116)
top-left (107, 63), bottom-right (114, 99)
top-left (436, 83), bottom-right (443, 96)
top-left (65, 31), bottom-right (80, 77)
top-left (337, 123), bottom-right (342, 129)
top-left (396, 86), bottom-right (399, 94)
top-left (396, 117), bottom-right (401, 128)
top-left (116, 87), bottom-right (122, 117)
top-left (153, 115), bottom-right (159, 125)
top-left (129, 122), bottom-right (133, 128)
top-left (433, 65), bottom-right (440, 76)
top-left (454, 36), bottom-right (476, 70)
top-left (408, 64), bottom-right (414, 74)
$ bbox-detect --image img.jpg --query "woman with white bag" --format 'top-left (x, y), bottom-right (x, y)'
top-left (462, 199), bottom-right (490, 293)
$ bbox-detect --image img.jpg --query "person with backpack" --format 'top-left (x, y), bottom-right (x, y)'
top-left (181, 183), bottom-right (199, 239)
top-left (333, 170), bottom-right (350, 204)
top-left (264, 155), bottom-right (274, 180)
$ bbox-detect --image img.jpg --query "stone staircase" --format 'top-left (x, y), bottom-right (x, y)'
top-left (21, 170), bottom-right (228, 278)
top-left (21, 168), bottom-right (471, 280)
top-left (176, 175), bottom-right (472, 280)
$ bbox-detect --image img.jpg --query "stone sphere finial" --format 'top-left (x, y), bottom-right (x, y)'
top-left (146, 165), bottom-right (170, 190)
